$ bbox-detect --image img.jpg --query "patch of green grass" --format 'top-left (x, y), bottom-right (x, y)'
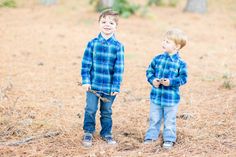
top-left (222, 79), bottom-right (233, 89)
top-left (0, 0), bottom-right (16, 8)
top-left (222, 73), bottom-right (233, 89)
top-left (125, 53), bottom-right (136, 59)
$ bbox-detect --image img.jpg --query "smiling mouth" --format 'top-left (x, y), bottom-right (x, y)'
top-left (104, 28), bottom-right (111, 30)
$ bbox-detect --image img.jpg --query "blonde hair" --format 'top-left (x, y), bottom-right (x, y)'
top-left (99, 9), bottom-right (119, 25)
top-left (165, 28), bottom-right (187, 49)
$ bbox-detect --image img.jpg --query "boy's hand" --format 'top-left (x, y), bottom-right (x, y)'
top-left (152, 78), bottom-right (161, 88)
top-left (160, 78), bottom-right (170, 86)
top-left (111, 92), bottom-right (119, 96)
top-left (82, 84), bottom-right (91, 91)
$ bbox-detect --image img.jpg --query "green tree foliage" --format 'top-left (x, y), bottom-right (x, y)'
top-left (113, 0), bottom-right (139, 18)
top-left (148, 0), bottom-right (179, 7)
top-left (0, 0), bottom-right (16, 8)
top-left (89, 0), bottom-right (140, 18)
top-left (89, 0), bottom-right (180, 18)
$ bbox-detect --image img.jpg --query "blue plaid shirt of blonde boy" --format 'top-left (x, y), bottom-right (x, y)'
top-left (146, 52), bottom-right (188, 106)
top-left (81, 33), bottom-right (124, 95)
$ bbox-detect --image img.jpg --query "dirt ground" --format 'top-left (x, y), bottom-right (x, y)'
top-left (0, 0), bottom-right (236, 156)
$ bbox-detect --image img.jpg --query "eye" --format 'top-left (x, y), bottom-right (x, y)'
top-left (110, 22), bottom-right (114, 25)
top-left (102, 21), bottom-right (106, 24)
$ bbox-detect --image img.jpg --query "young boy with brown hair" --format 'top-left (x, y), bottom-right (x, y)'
top-left (81, 9), bottom-right (124, 147)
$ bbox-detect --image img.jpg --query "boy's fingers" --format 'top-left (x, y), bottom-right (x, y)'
top-left (86, 87), bottom-right (91, 91)
top-left (82, 85), bottom-right (91, 91)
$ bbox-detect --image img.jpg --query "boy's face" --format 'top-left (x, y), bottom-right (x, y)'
top-left (161, 38), bottom-right (180, 54)
top-left (99, 15), bottom-right (117, 36)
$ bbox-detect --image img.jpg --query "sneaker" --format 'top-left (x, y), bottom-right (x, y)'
top-left (144, 139), bottom-right (155, 144)
top-left (82, 133), bottom-right (93, 147)
top-left (102, 135), bottom-right (117, 145)
top-left (163, 141), bottom-right (174, 149)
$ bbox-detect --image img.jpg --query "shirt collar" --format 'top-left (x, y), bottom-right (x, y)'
top-left (98, 33), bottom-right (116, 44)
top-left (164, 52), bottom-right (180, 61)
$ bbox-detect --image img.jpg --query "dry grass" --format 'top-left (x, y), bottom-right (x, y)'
top-left (0, 0), bottom-right (236, 156)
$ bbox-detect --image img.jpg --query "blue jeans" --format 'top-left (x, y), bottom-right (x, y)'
top-left (144, 103), bottom-right (178, 142)
top-left (83, 91), bottom-right (116, 137)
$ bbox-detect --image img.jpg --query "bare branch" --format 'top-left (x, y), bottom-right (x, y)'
top-left (77, 82), bottom-right (110, 102)
top-left (0, 131), bottom-right (60, 146)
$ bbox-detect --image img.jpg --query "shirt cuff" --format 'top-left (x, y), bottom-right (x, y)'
top-left (148, 76), bottom-right (155, 85)
top-left (82, 78), bottom-right (91, 85)
top-left (111, 85), bottom-right (120, 93)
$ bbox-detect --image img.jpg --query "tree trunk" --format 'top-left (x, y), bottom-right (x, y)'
top-left (184, 0), bottom-right (207, 13)
top-left (99, 0), bottom-right (114, 8)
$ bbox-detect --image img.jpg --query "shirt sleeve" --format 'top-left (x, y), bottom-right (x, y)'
top-left (169, 61), bottom-right (188, 87)
top-left (146, 58), bottom-right (157, 86)
top-left (111, 44), bottom-right (124, 93)
top-left (81, 41), bottom-right (93, 85)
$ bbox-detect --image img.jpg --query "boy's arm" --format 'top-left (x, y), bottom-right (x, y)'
top-left (146, 58), bottom-right (156, 86)
top-left (81, 41), bottom-right (93, 85)
top-left (111, 44), bottom-right (124, 93)
top-left (169, 62), bottom-right (188, 87)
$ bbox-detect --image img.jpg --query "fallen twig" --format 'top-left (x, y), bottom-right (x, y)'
top-left (77, 82), bottom-right (110, 102)
top-left (177, 113), bottom-right (193, 120)
top-left (0, 82), bottom-right (13, 101)
top-left (0, 131), bottom-right (60, 146)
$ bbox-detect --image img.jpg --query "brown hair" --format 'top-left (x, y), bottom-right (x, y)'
top-left (165, 28), bottom-right (187, 49)
top-left (99, 9), bottom-right (119, 25)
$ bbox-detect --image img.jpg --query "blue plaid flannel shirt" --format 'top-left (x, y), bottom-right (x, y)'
top-left (146, 52), bottom-right (188, 106)
top-left (81, 33), bottom-right (124, 95)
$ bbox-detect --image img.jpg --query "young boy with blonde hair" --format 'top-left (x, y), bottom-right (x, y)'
top-left (144, 28), bottom-right (188, 149)
top-left (81, 9), bottom-right (124, 147)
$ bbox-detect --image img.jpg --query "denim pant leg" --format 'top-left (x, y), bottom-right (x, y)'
top-left (163, 105), bottom-right (178, 142)
top-left (83, 92), bottom-right (99, 134)
top-left (144, 103), bottom-right (163, 140)
top-left (99, 94), bottom-right (116, 137)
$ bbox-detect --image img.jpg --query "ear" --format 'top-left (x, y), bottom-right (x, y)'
top-left (176, 44), bottom-right (181, 50)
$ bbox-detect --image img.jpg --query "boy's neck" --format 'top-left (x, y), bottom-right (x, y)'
top-left (166, 50), bottom-right (178, 56)
top-left (101, 32), bottom-right (113, 40)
